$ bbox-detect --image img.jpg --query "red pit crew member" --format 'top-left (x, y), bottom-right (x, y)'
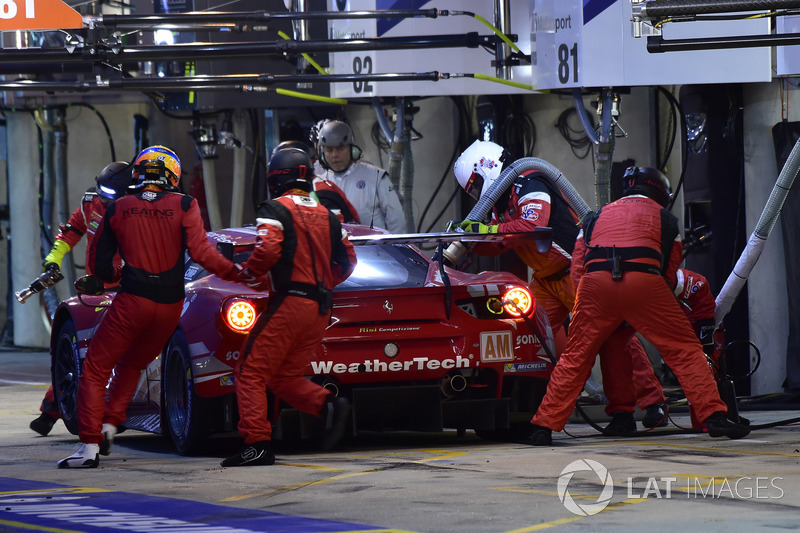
top-left (529, 166), bottom-right (750, 445)
top-left (272, 139), bottom-right (360, 224)
top-left (31, 162), bottom-right (130, 438)
top-left (222, 147), bottom-right (357, 467)
top-left (57, 146), bottom-right (239, 468)
top-left (452, 141), bottom-right (666, 433)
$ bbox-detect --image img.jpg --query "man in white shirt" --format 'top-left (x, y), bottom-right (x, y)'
top-left (316, 120), bottom-right (406, 233)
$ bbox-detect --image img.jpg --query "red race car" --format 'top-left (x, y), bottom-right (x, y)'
top-left (50, 225), bottom-right (555, 454)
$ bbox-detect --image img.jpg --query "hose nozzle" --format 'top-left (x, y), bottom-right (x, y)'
top-left (16, 265), bottom-right (64, 303)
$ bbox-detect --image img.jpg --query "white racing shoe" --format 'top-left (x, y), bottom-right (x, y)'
top-left (100, 423), bottom-right (117, 456)
top-left (57, 443), bottom-right (100, 469)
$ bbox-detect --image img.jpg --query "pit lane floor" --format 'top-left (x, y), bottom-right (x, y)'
top-left (2, 348), bottom-right (799, 533)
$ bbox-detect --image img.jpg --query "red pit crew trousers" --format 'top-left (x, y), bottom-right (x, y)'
top-left (532, 271), bottom-right (727, 431)
top-left (235, 295), bottom-right (331, 444)
top-left (77, 292), bottom-right (182, 444)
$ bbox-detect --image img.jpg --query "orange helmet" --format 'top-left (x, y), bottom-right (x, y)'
top-left (132, 145), bottom-right (181, 189)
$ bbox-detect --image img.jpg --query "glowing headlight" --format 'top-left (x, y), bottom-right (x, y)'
top-left (503, 287), bottom-right (533, 316)
top-left (224, 300), bottom-right (257, 332)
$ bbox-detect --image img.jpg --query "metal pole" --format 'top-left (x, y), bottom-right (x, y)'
top-left (648, 32), bottom-right (800, 53)
top-left (637, 0), bottom-right (800, 19)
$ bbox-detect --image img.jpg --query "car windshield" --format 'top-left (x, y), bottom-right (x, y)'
top-left (184, 243), bottom-right (429, 291)
top-left (336, 244), bottom-right (428, 290)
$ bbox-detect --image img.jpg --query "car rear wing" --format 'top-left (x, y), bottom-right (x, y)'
top-left (347, 228), bottom-right (553, 254)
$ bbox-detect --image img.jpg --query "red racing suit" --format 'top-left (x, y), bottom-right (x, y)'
top-left (76, 186), bottom-right (237, 445)
top-left (53, 190), bottom-right (106, 268)
top-left (469, 171), bottom-right (664, 411)
top-left (675, 268), bottom-right (717, 348)
top-left (53, 189), bottom-right (123, 281)
top-left (39, 190), bottom-right (123, 419)
top-left (532, 194), bottom-right (728, 431)
top-left (312, 175), bottom-right (360, 224)
top-left (471, 170), bottom-right (578, 345)
top-left (235, 190), bottom-right (357, 444)
top-left (630, 268), bottom-right (718, 409)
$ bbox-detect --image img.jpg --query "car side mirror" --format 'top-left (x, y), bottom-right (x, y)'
top-left (217, 241), bottom-right (233, 261)
top-left (75, 275), bottom-right (105, 296)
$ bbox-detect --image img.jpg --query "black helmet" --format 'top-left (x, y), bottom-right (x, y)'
top-left (271, 140), bottom-right (316, 161)
top-left (267, 148), bottom-right (313, 198)
top-left (95, 161), bottom-right (133, 201)
top-left (621, 166), bottom-right (672, 207)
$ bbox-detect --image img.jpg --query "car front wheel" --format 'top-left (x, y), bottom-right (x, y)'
top-left (161, 330), bottom-right (211, 455)
top-left (51, 318), bottom-right (81, 435)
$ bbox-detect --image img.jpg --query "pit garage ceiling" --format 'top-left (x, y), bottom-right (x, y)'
top-left (0, 0), bottom-right (343, 110)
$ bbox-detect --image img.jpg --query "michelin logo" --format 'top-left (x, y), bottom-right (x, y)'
top-left (504, 362), bottom-right (548, 372)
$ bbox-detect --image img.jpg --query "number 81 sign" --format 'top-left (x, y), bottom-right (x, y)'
top-left (531, 0), bottom-right (582, 90)
top-left (0, 0), bottom-right (82, 31)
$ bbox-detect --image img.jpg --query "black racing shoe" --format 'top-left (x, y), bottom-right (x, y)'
top-left (706, 412), bottom-right (751, 439)
top-left (321, 396), bottom-right (352, 451)
top-left (30, 413), bottom-right (58, 436)
top-left (220, 441), bottom-right (275, 467)
top-left (642, 403), bottom-right (669, 429)
top-left (99, 423), bottom-right (117, 456)
top-left (530, 424), bottom-right (552, 446)
top-left (604, 412), bottom-right (637, 437)
top-left (57, 443), bottom-right (100, 469)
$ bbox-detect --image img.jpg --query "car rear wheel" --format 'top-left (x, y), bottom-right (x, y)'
top-left (475, 421), bottom-right (535, 442)
top-left (51, 318), bottom-right (81, 435)
top-left (162, 330), bottom-right (211, 455)
top-left (475, 377), bottom-right (547, 442)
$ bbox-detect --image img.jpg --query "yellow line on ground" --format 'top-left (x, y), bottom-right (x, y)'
top-left (0, 519), bottom-right (81, 533)
top-left (220, 470), bottom-right (380, 502)
top-left (577, 440), bottom-right (800, 457)
top-left (416, 449), bottom-right (468, 462)
top-left (673, 471), bottom-right (798, 479)
top-left (503, 498), bottom-right (648, 532)
top-left (277, 463), bottom-right (346, 471)
top-left (492, 487), bottom-right (598, 500)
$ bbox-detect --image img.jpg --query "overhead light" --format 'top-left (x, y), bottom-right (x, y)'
top-left (154, 29), bottom-right (175, 46)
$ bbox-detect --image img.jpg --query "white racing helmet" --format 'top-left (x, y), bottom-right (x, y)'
top-left (453, 140), bottom-right (508, 201)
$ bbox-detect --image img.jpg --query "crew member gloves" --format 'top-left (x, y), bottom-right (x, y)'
top-left (43, 239), bottom-right (71, 271)
top-left (458, 219), bottom-right (498, 234)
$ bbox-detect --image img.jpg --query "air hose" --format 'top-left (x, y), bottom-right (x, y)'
top-left (714, 133), bottom-right (800, 324)
top-left (443, 157), bottom-right (590, 266)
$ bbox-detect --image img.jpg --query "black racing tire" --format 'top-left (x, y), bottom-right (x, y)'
top-left (475, 377), bottom-right (547, 442)
top-left (161, 329), bottom-right (211, 455)
top-left (51, 318), bottom-right (81, 435)
top-left (475, 421), bottom-right (535, 442)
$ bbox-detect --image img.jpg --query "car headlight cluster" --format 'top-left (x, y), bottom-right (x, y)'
top-left (458, 286), bottom-right (535, 319)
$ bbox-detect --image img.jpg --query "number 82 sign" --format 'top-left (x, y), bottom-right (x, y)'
top-left (0, 0), bottom-right (82, 31)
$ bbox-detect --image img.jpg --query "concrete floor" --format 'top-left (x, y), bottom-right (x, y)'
top-left (1, 348), bottom-right (799, 533)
